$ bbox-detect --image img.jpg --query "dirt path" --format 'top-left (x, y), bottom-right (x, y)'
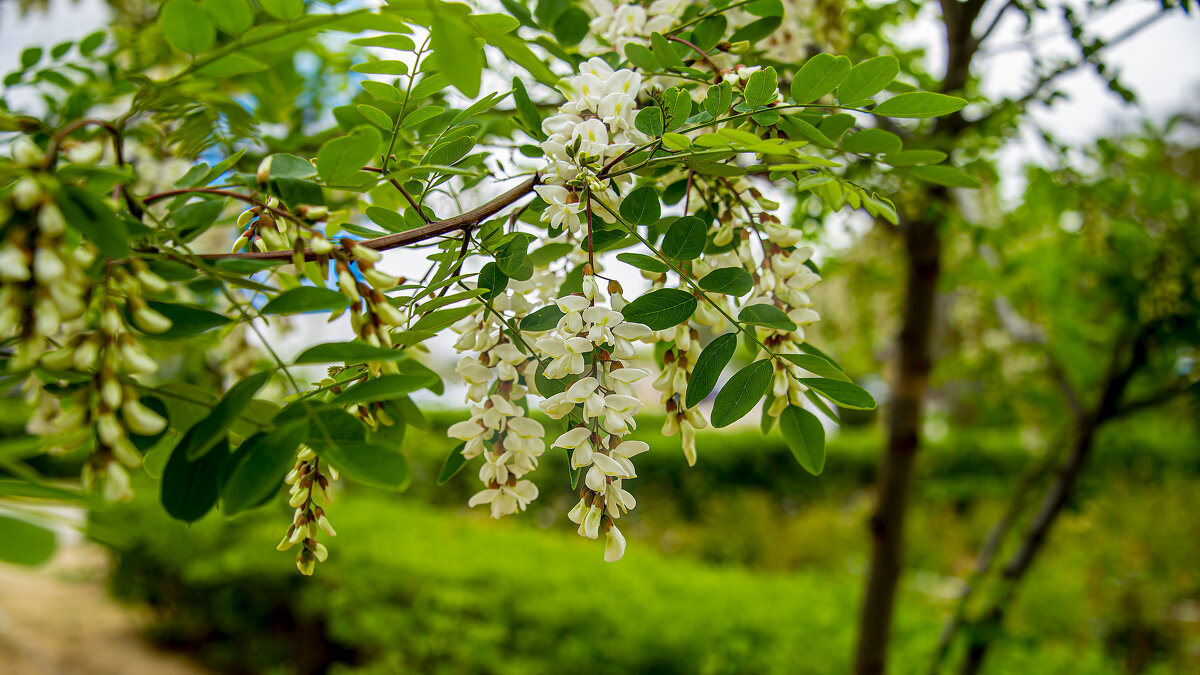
top-left (0, 544), bottom-right (212, 675)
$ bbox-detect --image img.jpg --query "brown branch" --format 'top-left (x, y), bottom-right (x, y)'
top-left (363, 167), bottom-right (433, 224)
top-left (667, 36), bottom-right (724, 77)
top-left (190, 174), bottom-right (539, 262)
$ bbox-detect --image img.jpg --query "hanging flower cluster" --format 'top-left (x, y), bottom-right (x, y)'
top-left (536, 272), bottom-right (653, 562)
top-left (277, 445), bottom-right (338, 576)
top-left (447, 272), bottom-right (560, 518)
top-left (534, 58), bottom-right (648, 237)
top-left (3, 138), bottom-right (173, 501)
top-left (584, 0), bottom-right (684, 55)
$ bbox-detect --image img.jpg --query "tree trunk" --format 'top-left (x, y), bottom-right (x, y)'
top-left (854, 208), bottom-right (942, 675)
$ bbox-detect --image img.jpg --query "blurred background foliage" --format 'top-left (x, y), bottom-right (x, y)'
top-left (2, 0), bottom-right (1198, 673)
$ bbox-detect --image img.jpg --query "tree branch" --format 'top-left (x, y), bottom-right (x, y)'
top-left (188, 174), bottom-right (539, 262)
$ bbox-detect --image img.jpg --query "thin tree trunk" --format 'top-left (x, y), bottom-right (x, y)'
top-left (853, 2), bottom-right (987, 670)
top-left (957, 333), bottom-right (1147, 674)
top-left (854, 208), bottom-right (942, 675)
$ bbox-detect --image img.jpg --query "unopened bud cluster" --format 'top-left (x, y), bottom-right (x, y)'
top-left (277, 445), bottom-right (338, 576)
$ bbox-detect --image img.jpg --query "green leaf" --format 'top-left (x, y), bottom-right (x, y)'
top-left (620, 186), bottom-right (661, 226)
top-left (402, 105), bottom-right (445, 128)
top-left (162, 437), bottom-right (229, 523)
top-left (779, 115), bottom-right (835, 148)
top-left (258, 0), bottom-right (304, 21)
top-left (221, 422), bottom-right (306, 516)
top-left (781, 353), bottom-right (849, 381)
top-left (521, 304), bottom-right (564, 332)
top-left (55, 185), bottom-right (130, 259)
top-left (882, 149), bottom-right (947, 166)
top-left (801, 378), bottom-right (877, 410)
top-left (161, 0), bottom-right (215, 54)
top-left (261, 287), bottom-right (349, 315)
top-left (692, 15), bottom-right (727, 51)
top-left (350, 34), bottom-right (416, 50)
top-left (685, 333), bottom-right (738, 408)
top-left (436, 442), bottom-right (468, 485)
top-left (0, 516), bottom-right (56, 566)
top-left (179, 371), bottom-right (271, 460)
top-left (620, 288), bottom-right (697, 330)
top-left (478, 262), bottom-right (509, 300)
top-left (141, 301), bottom-right (232, 340)
top-left (634, 106), bottom-right (664, 137)
top-left (20, 47), bottom-right (42, 69)
top-left (872, 92), bottom-right (967, 118)
top-left (553, 7), bottom-right (590, 45)
top-left (365, 206), bottom-right (411, 232)
top-left (842, 128), bottom-right (903, 155)
top-left (317, 126), bottom-right (382, 184)
top-left (432, 15), bottom-right (481, 97)
top-left (743, 66), bottom-right (778, 108)
top-left (496, 233), bottom-right (534, 278)
top-left (651, 32), bottom-right (684, 69)
top-left (729, 15), bottom-right (780, 43)
top-left (711, 360), bottom-right (772, 427)
top-left (661, 216), bottom-right (707, 260)
top-left (617, 252), bottom-right (669, 274)
top-left (318, 442), bottom-right (411, 491)
top-left (294, 341), bottom-right (405, 364)
top-left (488, 34), bottom-right (559, 88)
top-left (512, 77), bottom-right (546, 141)
top-left (790, 54), bottom-right (851, 104)
top-left (780, 405), bottom-right (825, 474)
top-left (330, 374), bottom-right (437, 406)
top-left (704, 80), bottom-right (734, 118)
top-left (698, 267), bottom-right (753, 296)
top-left (351, 60), bottom-right (409, 75)
top-left (838, 56), bottom-right (899, 104)
top-left (196, 52), bottom-right (267, 76)
top-left (905, 165), bottom-right (982, 188)
top-left (739, 303), bottom-right (798, 331)
top-left (624, 43), bottom-right (658, 71)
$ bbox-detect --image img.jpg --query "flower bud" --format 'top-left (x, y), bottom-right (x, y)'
top-left (729, 40), bottom-right (751, 54)
top-left (119, 341), bottom-right (159, 375)
top-left (0, 244), bottom-right (30, 282)
top-left (12, 177), bottom-right (43, 210)
top-left (96, 413), bottom-right (124, 447)
top-left (350, 243), bottom-right (381, 263)
top-left (310, 234), bottom-right (333, 255)
top-left (100, 376), bottom-right (123, 410)
top-left (65, 141), bottom-right (103, 165)
top-left (132, 305), bottom-right (173, 334)
top-left (122, 399), bottom-right (167, 436)
top-left (37, 203), bottom-right (65, 236)
top-left (12, 137), bottom-right (43, 165)
top-left (257, 156), bottom-right (272, 184)
top-left (363, 268), bottom-right (398, 290)
top-left (74, 338), bottom-right (100, 371)
top-left (236, 209), bottom-right (255, 229)
top-left (33, 248), bottom-right (65, 283)
top-left (103, 463), bottom-right (133, 502)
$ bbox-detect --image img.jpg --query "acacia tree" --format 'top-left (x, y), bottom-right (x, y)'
top-left (0, 0), bottom-right (980, 573)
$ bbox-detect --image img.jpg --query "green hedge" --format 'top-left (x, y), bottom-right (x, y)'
top-left (89, 487), bottom-right (1175, 675)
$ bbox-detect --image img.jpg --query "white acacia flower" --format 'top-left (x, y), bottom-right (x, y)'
top-left (448, 418), bottom-right (492, 458)
top-left (534, 185), bottom-right (584, 235)
top-left (605, 479), bottom-right (637, 518)
top-left (572, 119), bottom-right (610, 158)
top-left (536, 335), bottom-right (593, 379)
top-left (611, 321), bottom-right (652, 359)
top-left (598, 93), bottom-right (637, 133)
top-left (562, 73), bottom-right (606, 114)
top-left (600, 394), bottom-right (642, 434)
top-left (579, 503), bottom-right (603, 539)
top-left (539, 376), bottom-right (600, 418)
top-left (468, 480), bottom-right (539, 519)
top-left (604, 525), bottom-right (626, 562)
top-left (505, 415), bottom-right (546, 456)
top-left (542, 112), bottom-right (584, 138)
top-left (479, 452), bottom-right (511, 486)
top-left (455, 356), bottom-right (493, 402)
top-left (482, 394), bottom-right (520, 429)
top-left (552, 426), bottom-right (594, 469)
top-left (583, 306), bottom-right (623, 345)
top-left (608, 439), bottom-right (649, 477)
top-left (555, 294), bottom-right (590, 333)
top-left (608, 366), bottom-right (649, 396)
top-left (490, 343), bottom-right (527, 381)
